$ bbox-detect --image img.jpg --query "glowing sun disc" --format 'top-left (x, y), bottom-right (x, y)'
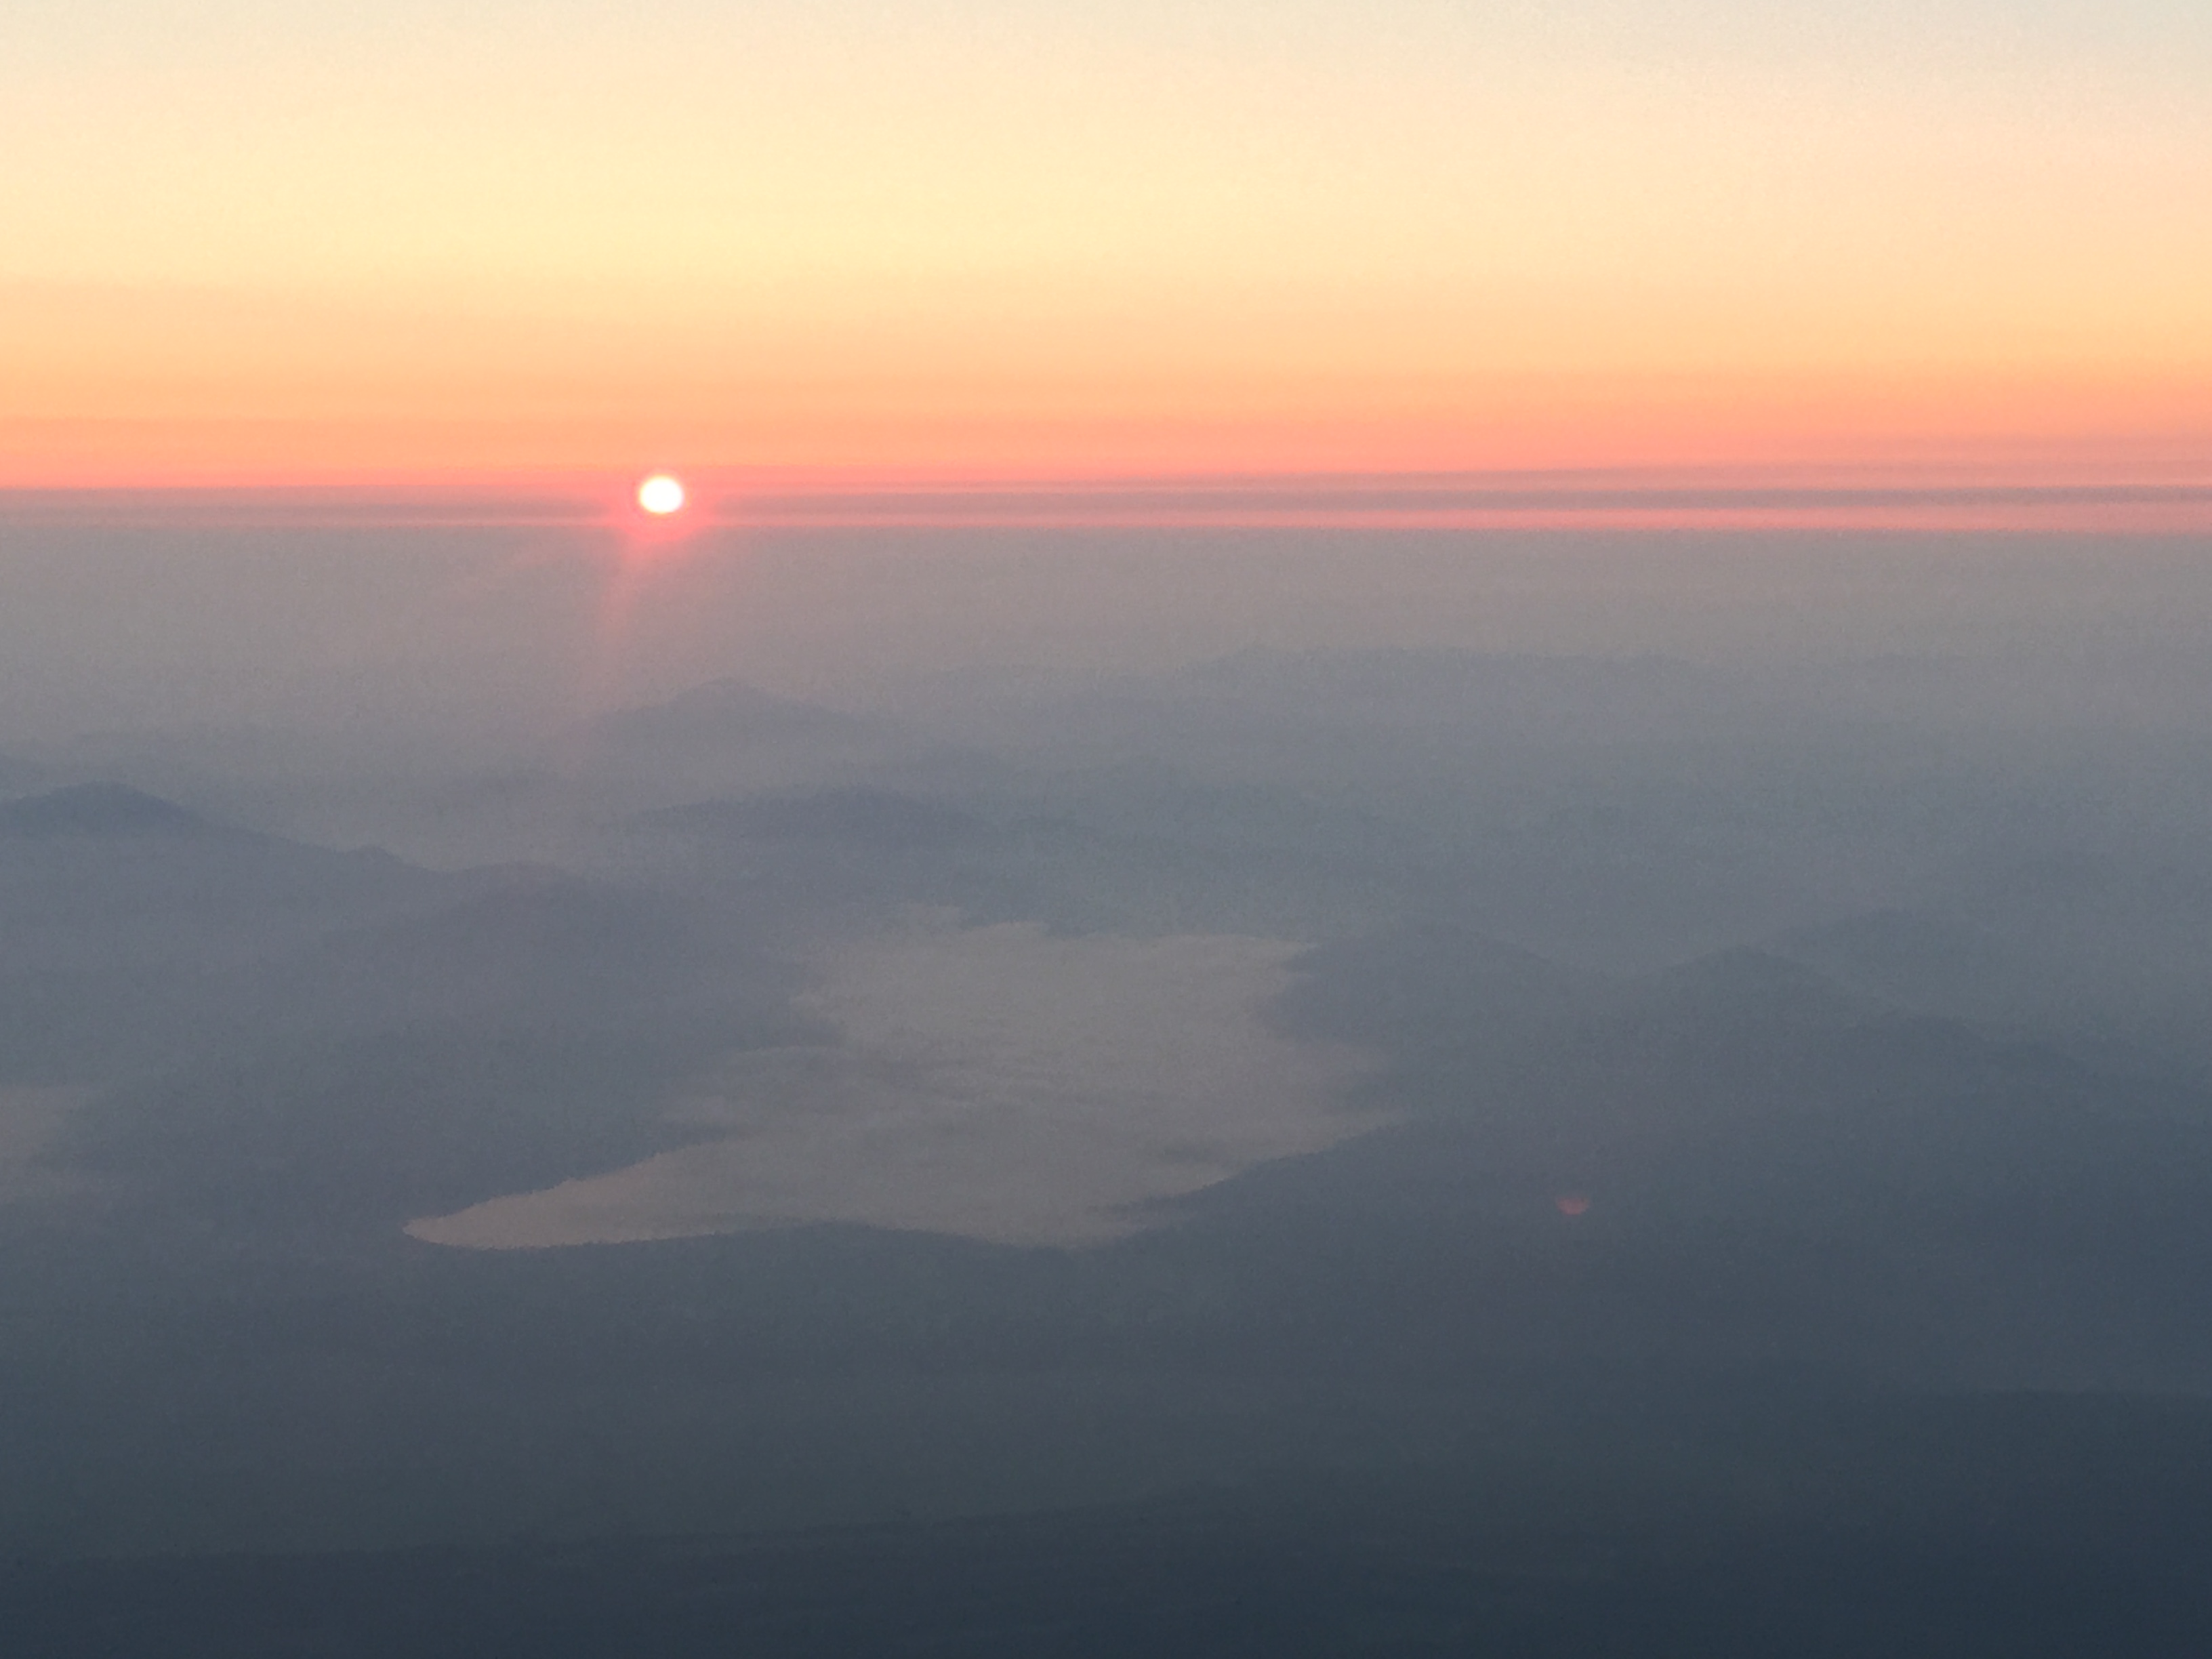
top-left (637, 474), bottom-right (687, 515)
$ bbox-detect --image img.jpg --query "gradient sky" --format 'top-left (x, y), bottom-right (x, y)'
top-left (6, 0), bottom-right (2210, 484)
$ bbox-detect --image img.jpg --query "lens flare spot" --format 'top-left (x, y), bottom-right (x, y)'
top-left (637, 474), bottom-right (687, 516)
top-left (1555, 1193), bottom-right (1591, 1217)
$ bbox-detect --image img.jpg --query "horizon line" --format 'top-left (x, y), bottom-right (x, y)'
top-left (6, 470), bottom-right (2212, 535)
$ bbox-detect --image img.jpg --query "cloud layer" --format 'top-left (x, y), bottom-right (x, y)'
top-left (407, 922), bottom-right (1376, 1250)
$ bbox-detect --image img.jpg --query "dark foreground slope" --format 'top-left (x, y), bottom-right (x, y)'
top-left (11, 1391), bottom-right (2212, 1658)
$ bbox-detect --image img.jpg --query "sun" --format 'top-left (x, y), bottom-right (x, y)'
top-left (636, 473), bottom-right (686, 516)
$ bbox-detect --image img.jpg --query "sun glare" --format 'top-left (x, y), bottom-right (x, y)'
top-left (636, 474), bottom-right (686, 516)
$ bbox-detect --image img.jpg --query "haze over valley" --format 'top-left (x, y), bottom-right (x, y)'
top-left (8, 525), bottom-right (2212, 1650)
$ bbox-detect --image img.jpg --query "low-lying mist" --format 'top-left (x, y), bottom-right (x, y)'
top-left (5, 520), bottom-right (2212, 1604)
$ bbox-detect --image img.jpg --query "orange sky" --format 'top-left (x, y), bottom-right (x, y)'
top-left (6, 0), bottom-right (2210, 489)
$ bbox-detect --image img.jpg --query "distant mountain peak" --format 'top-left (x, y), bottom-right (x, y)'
top-left (0, 782), bottom-right (215, 840)
top-left (1638, 947), bottom-right (1883, 1029)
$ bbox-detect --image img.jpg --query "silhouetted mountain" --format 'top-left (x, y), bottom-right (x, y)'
top-left (0, 750), bottom-right (49, 798)
top-left (0, 794), bottom-right (612, 1081)
top-left (0, 782), bottom-right (215, 840)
